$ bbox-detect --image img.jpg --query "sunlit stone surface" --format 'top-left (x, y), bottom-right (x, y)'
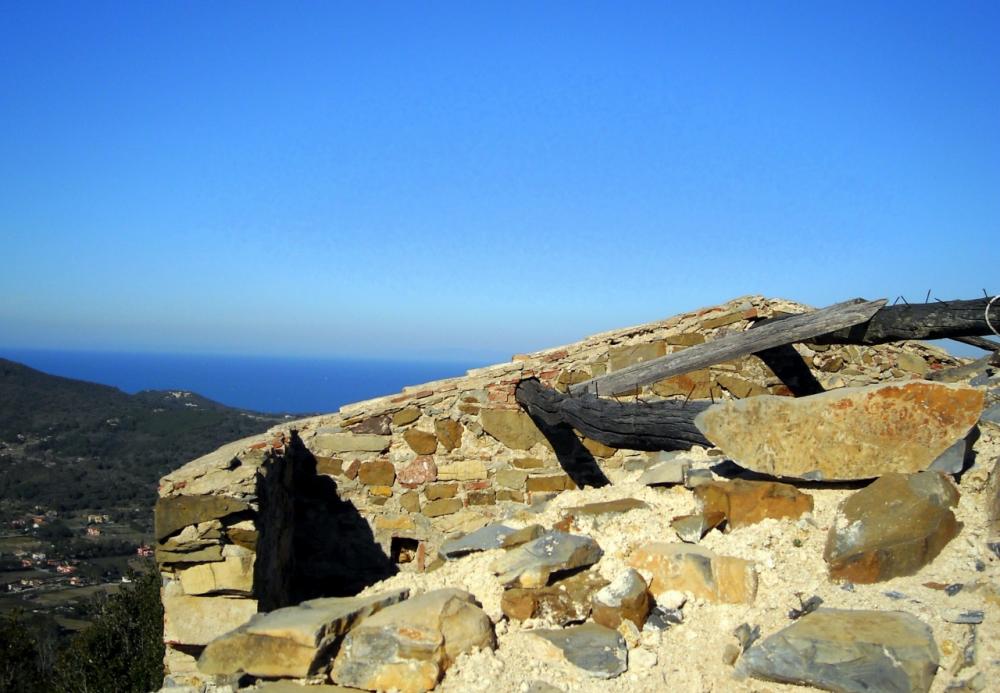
top-left (695, 381), bottom-right (984, 480)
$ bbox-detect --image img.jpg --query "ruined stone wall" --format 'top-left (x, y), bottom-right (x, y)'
top-left (154, 296), bottom-right (962, 684)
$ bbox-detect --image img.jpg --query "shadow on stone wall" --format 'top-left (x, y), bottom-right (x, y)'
top-left (526, 413), bottom-right (610, 489)
top-left (290, 443), bottom-right (397, 601)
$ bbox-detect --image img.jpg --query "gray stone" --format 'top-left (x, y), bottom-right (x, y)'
top-left (943, 610), bottom-right (984, 625)
top-left (739, 608), bottom-right (939, 693)
top-left (528, 622), bottom-right (627, 679)
top-left (644, 605), bottom-right (683, 631)
top-left (499, 524), bottom-right (546, 548)
top-left (928, 439), bottom-right (967, 474)
top-left (439, 524), bottom-right (518, 560)
top-left (197, 589), bottom-right (409, 678)
top-left (638, 459), bottom-right (689, 486)
top-left (492, 532), bottom-right (603, 588)
top-left (982, 404), bottom-right (1000, 426)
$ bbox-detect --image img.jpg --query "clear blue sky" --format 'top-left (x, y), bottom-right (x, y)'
top-left (2, 2), bottom-right (998, 362)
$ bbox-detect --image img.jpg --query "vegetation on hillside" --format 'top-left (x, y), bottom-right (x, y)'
top-left (0, 568), bottom-right (164, 693)
top-left (0, 357), bottom-right (286, 517)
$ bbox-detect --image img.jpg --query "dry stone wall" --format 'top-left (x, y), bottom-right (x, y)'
top-left (154, 295), bottom-right (963, 685)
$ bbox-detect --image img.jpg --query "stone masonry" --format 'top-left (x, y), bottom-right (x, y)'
top-left (154, 296), bottom-right (964, 685)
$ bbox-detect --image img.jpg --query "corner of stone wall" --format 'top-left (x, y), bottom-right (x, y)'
top-left (155, 433), bottom-right (298, 686)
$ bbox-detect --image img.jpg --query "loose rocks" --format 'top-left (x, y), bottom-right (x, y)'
top-left (198, 589), bottom-right (409, 678)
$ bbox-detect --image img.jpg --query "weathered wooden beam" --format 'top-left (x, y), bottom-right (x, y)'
top-left (570, 298), bottom-right (887, 397)
top-left (753, 343), bottom-right (826, 397)
top-left (516, 378), bottom-right (711, 452)
top-left (809, 298), bottom-right (998, 346)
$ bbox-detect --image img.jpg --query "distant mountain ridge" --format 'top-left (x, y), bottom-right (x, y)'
top-left (0, 357), bottom-right (285, 514)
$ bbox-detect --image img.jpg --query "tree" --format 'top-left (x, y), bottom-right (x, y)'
top-left (52, 569), bottom-right (164, 693)
top-left (0, 611), bottom-right (52, 693)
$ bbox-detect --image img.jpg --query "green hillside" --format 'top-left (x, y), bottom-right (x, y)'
top-left (0, 358), bottom-right (286, 514)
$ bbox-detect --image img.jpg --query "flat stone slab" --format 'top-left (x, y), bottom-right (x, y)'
top-left (527, 623), bottom-right (627, 679)
top-left (309, 432), bottom-right (391, 454)
top-left (439, 523), bottom-right (545, 559)
top-left (740, 608), bottom-right (939, 693)
top-left (155, 495), bottom-right (250, 541)
top-left (563, 498), bottom-right (649, 517)
top-left (492, 532), bottom-right (603, 588)
top-left (331, 588), bottom-right (494, 693)
top-left (198, 589), bottom-right (409, 678)
top-left (825, 472), bottom-right (960, 583)
top-left (694, 381), bottom-right (985, 480)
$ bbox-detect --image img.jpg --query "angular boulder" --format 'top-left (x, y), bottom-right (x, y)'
top-left (825, 472), bottom-right (961, 583)
top-left (628, 542), bottom-right (757, 604)
top-left (590, 569), bottom-right (652, 629)
top-left (527, 622), bottom-right (627, 679)
top-left (740, 609), bottom-right (939, 693)
top-left (492, 532), bottom-right (603, 588)
top-left (330, 588), bottom-right (495, 693)
top-left (694, 381), bottom-right (984, 480)
top-left (694, 480), bottom-right (813, 530)
top-left (198, 589), bottom-right (409, 678)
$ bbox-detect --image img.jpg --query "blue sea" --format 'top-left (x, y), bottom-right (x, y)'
top-left (1, 348), bottom-right (486, 415)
